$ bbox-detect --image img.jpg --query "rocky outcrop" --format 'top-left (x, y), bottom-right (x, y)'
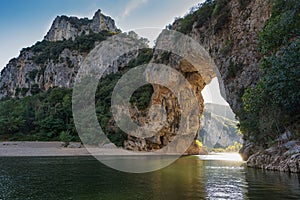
top-left (0, 1), bottom-right (297, 167)
top-left (172, 0), bottom-right (271, 113)
top-left (0, 10), bottom-right (126, 99)
top-left (199, 108), bottom-right (242, 149)
top-left (44, 9), bottom-right (118, 41)
top-left (170, 0), bottom-right (299, 171)
top-left (122, 51), bottom-right (209, 154)
top-left (0, 48), bottom-right (83, 98)
top-left (247, 140), bottom-right (300, 173)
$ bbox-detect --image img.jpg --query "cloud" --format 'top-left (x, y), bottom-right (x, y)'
top-left (122, 0), bottom-right (148, 18)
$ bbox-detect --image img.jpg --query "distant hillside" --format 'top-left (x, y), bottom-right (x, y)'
top-left (199, 103), bottom-right (241, 149)
top-left (204, 103), bottom-right (236, 120)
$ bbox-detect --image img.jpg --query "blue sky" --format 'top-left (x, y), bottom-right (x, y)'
top-left (0, 0), bottom-right (204, 70)
top-left (0, 0), bottom-right (228, 105)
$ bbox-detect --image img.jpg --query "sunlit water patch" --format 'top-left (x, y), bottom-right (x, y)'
top-left (0, 156), bottom-right (299, 199)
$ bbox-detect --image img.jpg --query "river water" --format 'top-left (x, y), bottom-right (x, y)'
top-left (0, 154), bottom-right (299, 199)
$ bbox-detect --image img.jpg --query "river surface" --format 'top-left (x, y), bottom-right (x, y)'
top-left (0, 154), bottom-right (299, 200)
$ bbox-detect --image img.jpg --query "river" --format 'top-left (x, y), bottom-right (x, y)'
top-left (0, 154), bottom-right (299, 199)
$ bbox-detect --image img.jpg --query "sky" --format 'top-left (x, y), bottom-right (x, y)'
top-left (0, 0), bottom-right (228, 105)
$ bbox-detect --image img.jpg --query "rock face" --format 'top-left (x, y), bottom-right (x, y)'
top-left (170, 0), bottom-right (299, 172)
top-left (122, 51), bottom-right (209, 154)
top-left (172, 0), bottom-right (271, 113)
top-left (0, 49), bottom-right (83, 99)
top-left (0, 10), bottom-right (122, 99)
top-left (44, 9), bottom-right (118, 41)
top-left (247, 139), bottom-right (300, 173)
top-left (0, 2), bottom-right (298, 168)
top-left (199, 105), bottom-right (242, 149)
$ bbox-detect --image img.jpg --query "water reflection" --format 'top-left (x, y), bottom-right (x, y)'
top-left (246, 168), bottom-right (300, 199)
top-left (0, 156), bottom-right (299, 199)
top-left (203, 160), bottom-right (248, 199)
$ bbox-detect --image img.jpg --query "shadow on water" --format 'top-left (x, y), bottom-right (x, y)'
top-left (0, 155), bottom-right (299, 199)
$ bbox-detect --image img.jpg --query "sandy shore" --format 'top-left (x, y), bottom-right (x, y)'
top-left (0, 141), bottom-right (91, 157)
top-left (0, 141), bottom-right (186, 157)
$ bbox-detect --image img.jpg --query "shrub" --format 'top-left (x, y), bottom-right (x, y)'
top-left (59, 131), bottom-right (73, 146)
top-left (214, 11), bottom-right (230, 34)
top-left (196, 140), bottom-right (203, 148)
top-left (29, 69), bottom-right (39, 80)
top-left (220, 40), bottom-right (233, 55)
top-left (226, 60), bottom-right (242, 79)
top-left (30, 31), bottom-right (114, 65)
top-left (212, 0), bottom-right (230, 17)
top-left (239, 0), bottom-right (300, 145)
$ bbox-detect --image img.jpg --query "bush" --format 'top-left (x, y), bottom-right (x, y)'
top-left (240, 0), bottom-right (300, 145)
top-left (0, 87), bottom-right (78, 141)
top-left (59, 131), bottom-right (73, 146)
top-left (226, 60), bottom-right (242, 79)
top-left (31, 31), bottom-right (114, 64)
top-left (178, 0), bottom-right (215, 33)
top-left (130, 84), bottom-right (154, 110)
top-left (196, 140), bottom-right (203, 148)
top-left (214, 11), bottom-right (230, 34)
top-left (29, 69), bottom-right (38, 80)
top-left (212, 0), bottom-right (230, 17)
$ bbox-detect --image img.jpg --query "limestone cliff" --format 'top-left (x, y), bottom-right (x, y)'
top-left (0, 10), bottom-right (120, 99)
top-left (171, 0), bottom-right (299, 172)
top-left (171, 0), bottom-right (271, 113)
top-left (44, 9), bottom-right (118, 41)
top-left (199, 104), bottom-right (242, 149)
top-left (0, 1), bottom-right (298, 167)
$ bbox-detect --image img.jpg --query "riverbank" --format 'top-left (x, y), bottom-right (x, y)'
top-left (244, 140), bottom-right (300, 173)
top-left (0, 142), bottom-right (90, 157)
top-left (0, 141), bottom-right (206, 157)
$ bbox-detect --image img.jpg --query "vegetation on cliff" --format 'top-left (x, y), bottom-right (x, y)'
top-left (240, 0), bottom-right (300, 147)
top-left (175, 0), bottom-right (299, 150)
top-left (0, 49), bottom-right (154, 145)
top-left (22, 30), bottom-right (115, 64)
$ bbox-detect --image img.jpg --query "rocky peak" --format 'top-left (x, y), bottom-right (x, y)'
top-left (44, 9), bottom-right (118, 41)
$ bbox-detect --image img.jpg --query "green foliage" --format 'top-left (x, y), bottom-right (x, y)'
top-left (59, 131), bottom-right (73, 144)
top-left (0, 99), bottom-right (25, 135)
top-left (195, 0), bottom-right (216, 27)
top-left (0, 88), bottom-right (78, 141)
top-left (212, 142), bottom-right (242, 152)
top-left (178, 0), bottom-right (215, 33)
top-left (212, 0), bottom-right (230, 17)
top-left (160, 51), bottom-right (171, 62)
top-left (21, 87), bottom-right (29, 96)
top-left (220, 39), bottom-right (233, 55)
top-left (31, 84), bottom-right (40, 95)
top-left (29, 69), bottom-right (38, 80)
top-left (214, 11), bottom-right (230, 34)
top-left (95, 49), bottom-right (154, 146)
top-left (179, 14), bottom-right (195, 34)
top-left (262, 42), bottom-right (300, 113)
top-left (28, 31), bottom-right (115, 64)
top-left (106, 129), bottom-right (128, 147)
top-left (258, 0), bottom-right (300, 55)
top-left (178, 0), bottom-right (230, 34)
top-left (196, 139), bottom-right (203, 148)
top-left (239, 0), bottom-right (300, 146)
top-left (226, 60), bottom-right (242, 79)
top-left (127, 48), bottom-right (153, 68)
top-left (130, 84), bottom-right (154, 110)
